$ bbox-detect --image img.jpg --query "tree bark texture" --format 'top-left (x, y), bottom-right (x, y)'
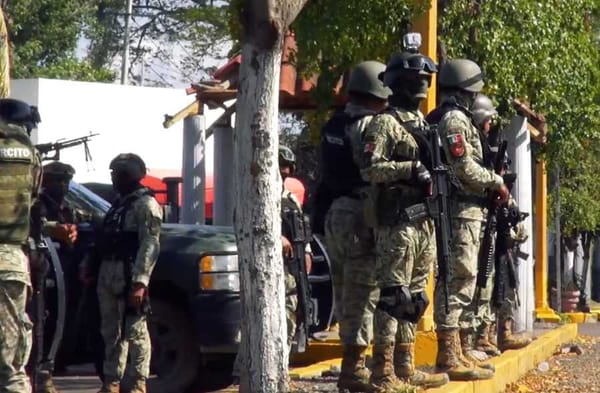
top-left (233, 1), bottom-right (307, 392)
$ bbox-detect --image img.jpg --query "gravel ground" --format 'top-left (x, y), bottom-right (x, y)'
top-left (505, 324), bottom-right (600, 393)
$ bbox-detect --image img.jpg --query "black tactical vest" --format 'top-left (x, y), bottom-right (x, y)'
top-left (101, 188), bottom-right (154, 261)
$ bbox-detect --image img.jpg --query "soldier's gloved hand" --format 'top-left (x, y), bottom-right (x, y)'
top-left (128, 282), bottom-right (147, 309)
top-left (494, 184), bottom-right (510, 207)
top-left (282, 236), bottom-right (294, 259)
top-left (412, 161), bottom-right (432, 185)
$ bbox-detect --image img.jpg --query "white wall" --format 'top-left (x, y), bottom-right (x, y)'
top-left (10, 78), bottom-right (217, 184)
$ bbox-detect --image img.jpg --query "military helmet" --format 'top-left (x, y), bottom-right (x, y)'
top-left (347, 61), bottom-right (392, 100)
top-left (381, 51), bottom-right (438, 88)
top-left (0, 98), bottom-right (41, 131)
top-left (472, 94), bottom-right (498, 127)
top-left (43, 161), bottom-right (75, 179)
top-left (109, 153), bottom-right (147, 181)
top-left (438, 59), bottom-right (484, 92)
top-left (278, 145), bottom-right (296, 166)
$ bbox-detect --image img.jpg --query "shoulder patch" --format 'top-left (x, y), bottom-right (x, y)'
top-left (447, 134), bottom-right (465, 158)
top-left (363, 142), bottom-right (375, 153)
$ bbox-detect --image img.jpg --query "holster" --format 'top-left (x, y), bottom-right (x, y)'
top-left (377, 185), bottom-right (429, 226)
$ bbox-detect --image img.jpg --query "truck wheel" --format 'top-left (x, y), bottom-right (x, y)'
top-left (147, 299), bottom-right (199, 393)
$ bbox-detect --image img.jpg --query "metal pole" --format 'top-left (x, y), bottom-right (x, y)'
top-left (213, 114), bottom-right (234, 226)
top-left (412, 0), bottom-right (437, 332)
top-left (120, 0), bottom-right (133, 85)
top-left (554, 164), bottom-right (562, 313)
top-left (181, 115), bottom-right (206, 225)
top-left (505, 114), bottom-right (534, 331)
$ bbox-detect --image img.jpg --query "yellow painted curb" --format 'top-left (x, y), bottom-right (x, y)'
top-left (563, 312), bottom-right (595, 323)
top-left (290, 323), bottom-right (578, 393)
top-left (291, 330), bottom-right (438, 367)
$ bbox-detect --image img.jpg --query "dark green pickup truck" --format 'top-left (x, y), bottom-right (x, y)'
top-left (44, 182), bottom-right (333, 392)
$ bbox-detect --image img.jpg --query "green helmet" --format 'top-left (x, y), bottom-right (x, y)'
top-left (382, 51), bottom-right (437, 88)
top-left (278, 145), bottom-right (295, 165)
top-left (472, 94), bottom-right (498, 127)
top-left (438, 59), bottom-right (484, 92)
top-left (43, 161), bottom-right (75, 179)
top-left (109, 153), bottom-right (147, 181)
top-left (347, 61), bottom-right (392, 100)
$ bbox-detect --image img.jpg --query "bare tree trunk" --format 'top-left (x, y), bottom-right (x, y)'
top-left (233, 1), bottom-right (307, 392)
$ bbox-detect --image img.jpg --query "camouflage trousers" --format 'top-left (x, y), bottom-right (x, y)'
top-left (434, 219), bottom-right (482, 330)
top-left (374, 218), bottom-right (436, 345)
top-left (325, 196), bottom-right (378, 346)
top-left (495, 253), bottom-right (518, 322)
top-left (461, 262), bottom-right (495, 331)
top-left (97, 260), bottom-right (151, 383)
top-left (232, 271), bottom-right (297, 377)
top-left (0, 279), bottom-right (32, 393)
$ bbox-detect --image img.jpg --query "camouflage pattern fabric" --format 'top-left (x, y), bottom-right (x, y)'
top-left (0, 245), bottom-right (33, 393)
top-left (438, 108), bottom-right (503, 221)
top-left (461, 226), bottom-right (495, 331)
top-left (374, 219), bottom-right (435, 345)
top-left (360, 108), bottom-right (436, 345)
top-left (325, 103), bottom-right (378, 347)
top-left (461, 265), bottom-right (495, 331)
top-left (325, 196), bottom-right (377, 346)
top-left (433, 107), bottom-right (504, 330)
top-left (97, 189), bottom-right (162, 383)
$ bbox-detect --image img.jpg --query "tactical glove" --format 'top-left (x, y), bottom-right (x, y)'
top-left (412, 161), bottom-right (432, 185)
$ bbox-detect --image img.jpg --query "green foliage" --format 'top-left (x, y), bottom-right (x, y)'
top-left (6, 0), bottom-right (113, 81)
top-left (292, 1), bottom-right (426, 108)
top-left (440, 0), bottom-right (600, 232)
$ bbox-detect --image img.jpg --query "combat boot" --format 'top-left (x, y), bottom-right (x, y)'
top-left (498, 318), bottom-right (531, 351)
top-left (394, 343), bottom-right (449, 389)
top-left (337, 345), bottom-right (373, 392)
top-left (435, 329), bottom-right (494, 381)
top-left (130, 379), bottom-right (146, 393)
top-left (96, 382), bottom-right (119, 393)
top-left (369, 343), bottom-right (410, 392)
top-left (488, 322), bottom-right (498, 347)
top-left (475, 323), bottom-right (501, 357)
top-left (459, 329), bottom-right (495, 371)
top-left (35, 370), bottom-right (59, 393)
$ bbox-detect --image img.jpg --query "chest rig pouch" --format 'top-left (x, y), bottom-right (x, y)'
top-left (376, 109), bottom-right (431, 227)
top-left (0, 128), bottom-right (36, 244)
top-left (101, 188), bottom-right (153, 262)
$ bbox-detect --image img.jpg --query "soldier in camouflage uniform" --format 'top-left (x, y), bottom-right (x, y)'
top-left (426, 59), bottom-right (510, 381)
top-left (322, 61), bottom-right (390, 392)
top-left (361, 49), bottom-right (449, 391)
top-left (458, 94), bottom-right (501, 359)
top-left (460, 95), bottom-right (531, 357)
top-left (95, 153), bottom-right (162, 393)
top-left (0, 99), bottom-right (43, 393)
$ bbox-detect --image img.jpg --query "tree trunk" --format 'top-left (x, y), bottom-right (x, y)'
top-left (233, 1), bottom-right (307, 392)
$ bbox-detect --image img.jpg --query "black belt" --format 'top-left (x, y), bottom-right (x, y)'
top-left (453, 195), bottom-right (488, 206)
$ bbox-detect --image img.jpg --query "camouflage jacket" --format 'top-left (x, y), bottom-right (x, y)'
top-left (360, 107), bottom-right (423, 189)
top-left (437, 107), bottom-right (503, 220)
top-left (344, 103), bottom-right (378, 176)
top-left (106, 188), bottom-right (162, 287)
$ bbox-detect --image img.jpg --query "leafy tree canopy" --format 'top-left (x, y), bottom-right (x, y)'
top-left (5, 0), bottom-right (114, 81)
top-left (440, 0), bottom-right (600, 232)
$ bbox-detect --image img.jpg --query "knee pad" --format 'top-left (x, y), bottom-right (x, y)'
top-left (406, 291), bottom-right (429, 323)
top-left (376, 285), bottom-right (412, 319)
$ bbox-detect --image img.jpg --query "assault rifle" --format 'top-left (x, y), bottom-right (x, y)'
top-left (29, 203), bottom-right (50, 392)
top-left (36, 133), bottom-right (99, 161)
top-left (423, 124), bottom-right (453, 314)
top-left (492, 204), bottom-right (528, 309)
top-left (474, 141), bottom-right (514, 311)
top-left (282, 205), bottom-right (317, 353)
